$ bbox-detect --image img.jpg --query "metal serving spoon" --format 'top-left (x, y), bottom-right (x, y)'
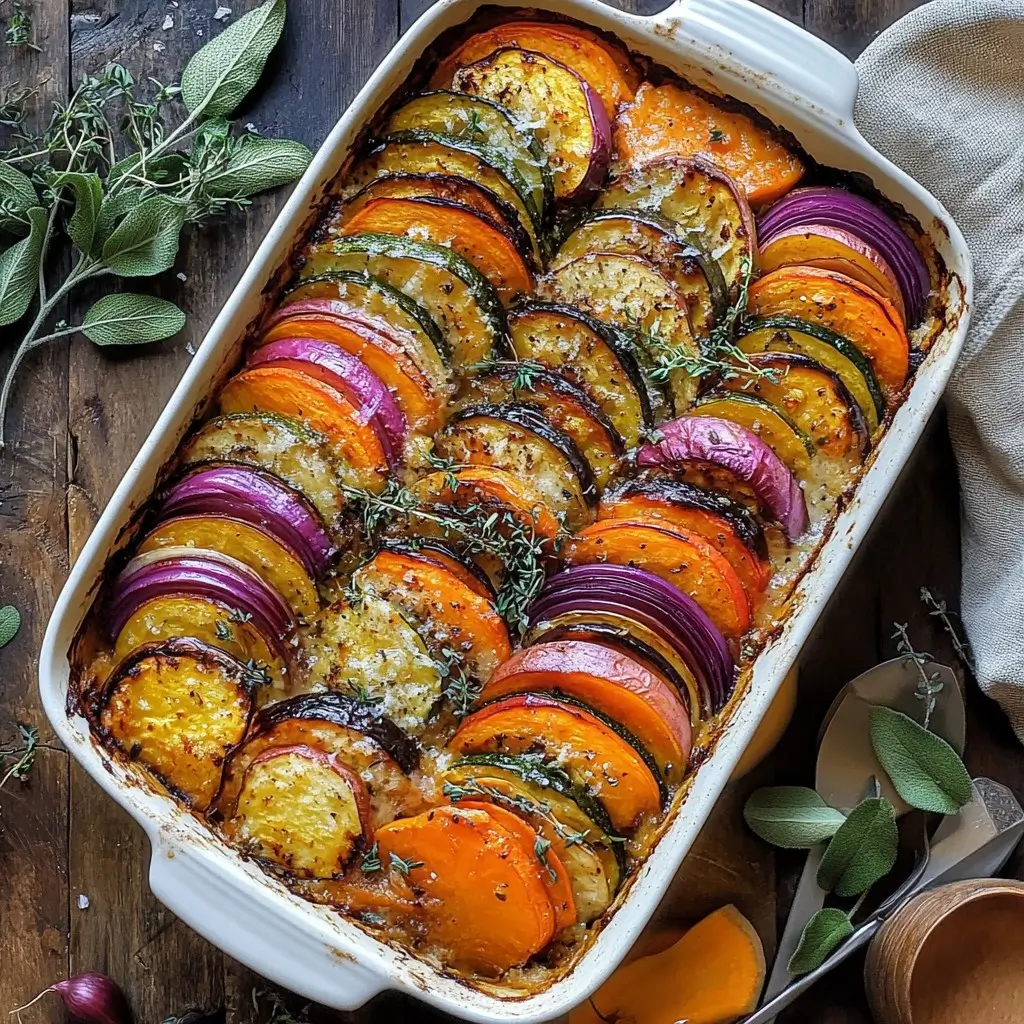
top-left (763, 657), bottom-right (965, 1006)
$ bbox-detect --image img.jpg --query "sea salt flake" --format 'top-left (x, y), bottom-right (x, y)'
top-left (185, 341), bottom-right (197, 356)
top-left (196, 27), bottom-right (204, 35)
top-left (214, 6), bottom-right (232, 19)
top-left (77, 894), bottom-right (90, 910)
top-left (176, 272), bottom-right (188, 282)
top-left (162, 14), bottom-right (173, 29)
top-left (153, 41), bottom-right (166, 52)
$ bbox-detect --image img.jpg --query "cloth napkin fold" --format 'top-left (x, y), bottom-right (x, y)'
top-left (854, 0), bottom-right (1024, 742)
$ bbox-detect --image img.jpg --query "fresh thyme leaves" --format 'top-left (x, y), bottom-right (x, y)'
top-left (214, 619), bottom-right (233, 642)
top-left (919, 587), bottom-right (976, 680)
top-left (4, 0), bottom-right (37, 50)
top-left (242, 658), bottom-right (272, 689)
top-left (442, 778), bottom-right (552, 823)
top-left (708, 128), bottom-right (725, 143)
top-left (228, 607), bottom-right (253, 624)
top-left (434, 643), bottom-right (479, 717)
top-left (253, 988), bottom-right (312, 1024)
top-left (0, 0), bottom-right (310, 448)
top-left (360, 842), bottom-right (382, 873)
top-left (534, 835), bottom-right (558, 882)
top-left (0, 723), bottom-right (38, 788)
top-left (891, 621), bottom-right (944, 729)
top-left (458, 108), bottom-right (484, 139)
top-left (0, 604), bottom-right (20, 647)
top-left (423, 448), bottom-right (460, 492)
top-left (509, 359), bottom-right (543, 394)
top-left (389, 851), bottom-right (424, 876)
top-left (345, 679), bottom-right (383, 706)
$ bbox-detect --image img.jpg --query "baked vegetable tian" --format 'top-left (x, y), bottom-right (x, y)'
top-left (72, 9), bottom-right (945, 990)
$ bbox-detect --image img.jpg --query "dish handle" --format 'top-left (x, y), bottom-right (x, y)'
top-left (148, 837), bottom-right (387, 1009)
top-left (645, 0), bottom-right (859, 126)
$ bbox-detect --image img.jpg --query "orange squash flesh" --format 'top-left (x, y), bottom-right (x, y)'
top-left (430, 21), bottom-right (640, 119)
top-left (219, 366), bottom-right (388, 479)
top-left (355, 548), bottom-right (511, 684)
top-left (339, 197), bottom-right (533, 300)
top-left (480, 640), bottom-right (691, 783)
top-left (405, 545), bottom-right (494, 602)
top-left (458, 800), bottom-right (577, 933)
top-left (571, 905), bottom-right (766, 1024)
top-left (614, 82), bottom-right (804, 204)
top-left (747, 267), bottom-right (909, 395)
top-left (450, 693), bottom-right (663, 832)
top-left (374, 805), bottom-right (555, 975)
top-left (564, 518), bottom-right (751, 637)
top-left (599, 495), bottom-right (771, 596)
top-left (261, 312), bottom-right (441, 432)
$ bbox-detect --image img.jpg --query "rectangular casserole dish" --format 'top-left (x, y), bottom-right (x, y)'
top-left (39, 0), bottom-right (973, 1019)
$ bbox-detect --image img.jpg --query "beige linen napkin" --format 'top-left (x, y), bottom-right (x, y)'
top-left (854, 0), bottom-right (1024, 741)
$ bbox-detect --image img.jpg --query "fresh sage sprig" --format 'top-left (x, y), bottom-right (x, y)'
top-left (742, 787), bottom-right (847, 849)
top-left (0, 0), bottom-right (311, 448)
top-left (787, 908), bottom-right (854, 976)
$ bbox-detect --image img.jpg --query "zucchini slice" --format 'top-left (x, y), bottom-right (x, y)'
top-left (303, 233), bottom-right (509, 370)
top-left (384, 92), bottom-right (553, 230)
top-left (346, 131), bottom-right (543, 264)
top-left (98, 638), bottom-right (254, 811)
top-left (720, 352), bottom-right (870, 459)
top-left (693, 391), bottom-right (816, 475)
top-left (225, 744), bottom-right (370, 878)
top-left (598, 156), bottom-right (756, 292)
top-left (541, 252), bottom-right (700, 413)
top-left (437, 402), bottom-right (597, 530)
top-left (508, 302), bottom-right (654, 447)
top-left (555, 209), bottom-right (728, 335)
top-left (284, 268), bottom-right (449, 384)
top-left (179, 412), bottom-right (352, 543)
top-left (218, 692), bottom-right (423, 828)
top-left (459, 361), bottom-right (624, 490)
top-left (736, 316), bottom-right (885, 433)
top-left (298, 593), bottom-right (443, 735)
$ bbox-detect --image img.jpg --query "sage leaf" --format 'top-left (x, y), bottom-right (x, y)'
top-left (869, 705), bottom-right (973, 814)
top-left (816, 796), bottom-right (898, 897)
top-left (203, 136), bottom-right (312, 199)
top-left (0, 207), bottom-right (46, 327)
top-left (0, 605), bottom-right (20, 648)
top-left (788, 908), bottom-right (853, 975)
top-left (181, 0), bottom-right (286, 119)
top-left (0, 163), bottom-right (39, 234)
top-left (93, 187), bottom-right (146, 253)
top-left (51, 171), bottom-right (104, 252)
top-left (743, 787), bottom-right (847, 849)
top-left (82, 294), bottom-right (186, 346)
top-left (101, 195), bottom-right (185, 277)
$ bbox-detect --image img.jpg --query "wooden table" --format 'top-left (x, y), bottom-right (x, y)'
top-left (2, 1), bottom-right (1021, 1021)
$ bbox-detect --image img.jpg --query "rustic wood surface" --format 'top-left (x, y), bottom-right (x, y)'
top-left (1, 1), bottom-right (1020, 1022)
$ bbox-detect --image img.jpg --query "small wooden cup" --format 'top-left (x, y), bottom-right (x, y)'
top-left (865, 878), bottom-right (1024, 1024)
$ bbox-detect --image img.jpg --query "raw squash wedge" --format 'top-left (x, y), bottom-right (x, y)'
top-left (614, 80), bottom-right (804, 204)
top-left (508, 302), bottom-right (653, 446)
top-left (260, 304), bottom-right (442, 432)
top-left (354, 547), bottom-right (512, 687)
top-left (746, 267), bottom-right (909, 395)
top-left (563, 517), bottom-right (751, 637)
top-left (98, 638), bottom-right (254, 811)
top-left (480, 639), bottom-right (692, 783)
top-left (449, 692), bottom-right (664, 832)
top-left (736, 316), bottom-right (885, 433)
top-left (137, 515), bottom-right (319, 620)
top-left (218, 366), bottom-right (389, 485)
top-left (373, 804), bottom-right (556, 975)
top-left (337, 196), bottom-right (533, 300)
top-left (430, 20), bottom-right (640, 119)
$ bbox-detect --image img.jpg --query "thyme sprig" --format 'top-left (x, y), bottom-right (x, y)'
top-left (0, 723), bottom-right (38, 789)
top-left (4, 0), bottom-right (37, 50)
top-left (891, 621), bottom-right (944, 730)
top-left (920, 587), bottom-right (976, 680)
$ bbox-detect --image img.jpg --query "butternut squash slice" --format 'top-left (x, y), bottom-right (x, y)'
top-left (563, 518), bottom-right (751, 637)
top-left (746, 267), bottom-right (909, 396)
top-left (614, 81), bottom-right (804, 204)
top-left (571, 904), bottom-right (766, 1024)
top-left (374, 804), bottom-right (556, 975)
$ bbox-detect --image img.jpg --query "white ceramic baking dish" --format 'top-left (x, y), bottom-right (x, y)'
top-left (39, 0), bottom-right (972, 1019)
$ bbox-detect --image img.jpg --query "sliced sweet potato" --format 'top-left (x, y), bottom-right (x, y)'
top-left (225, 744), bottom-right (370, 878)
top-left (563, 518), bottom-right (751, 637)
top-left (746, 267), bottom-right (909, 395)
top-left (138, 515), bottom-right (319, 620)
top-left (614, 81), bottom-right (804, 204)
top-left (381, 538), bottom-right (495, 601)
top-left (480, 639), bottom-right (691, 783)
top-left (261, 307), bottom-right (442, 432)
top-left (337, 196), bottom-right (532, 300)
top-left (449, 693), bottom-right (663, 832)
top-left (354, 547), bottom-right (512, 686)
top-left (431, 20), bottom-right (639, 119)
top-left (460, 800), bottom-right (576, 932)
top-left (374, 804), bottom-right (556, 974)
top-left (98, 638), bottom-right (254, 811)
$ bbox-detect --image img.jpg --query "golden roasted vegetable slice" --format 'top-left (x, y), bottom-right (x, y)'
top-left (225, 744), bottom-right (371, 878)
top-left (98, 638), bottom-right (254, 811)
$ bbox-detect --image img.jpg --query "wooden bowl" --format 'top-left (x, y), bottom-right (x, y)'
top-left (865, 878), bottom-right (1024, 1023)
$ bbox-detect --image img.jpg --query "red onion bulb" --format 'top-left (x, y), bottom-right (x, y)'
top-left (11, 973), bottom-right (130, 1024)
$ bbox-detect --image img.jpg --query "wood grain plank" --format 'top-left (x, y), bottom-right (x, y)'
top-left (0, 1), bottom-right (71, 1017)
top-left (803, 0), bottom-right (924, 57)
